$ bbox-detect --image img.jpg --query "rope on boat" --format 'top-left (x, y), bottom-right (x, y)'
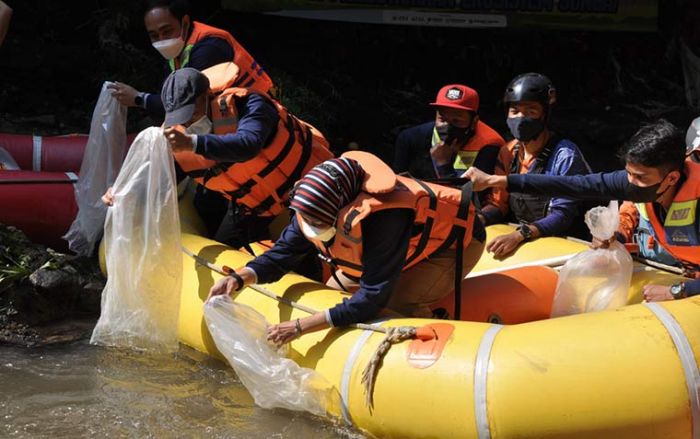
top-left (360, 325), bottom-right (417, 411)
top-left (182, 246), bottom-right (431, 409)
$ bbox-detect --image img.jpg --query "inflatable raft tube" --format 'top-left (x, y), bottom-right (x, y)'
top-left (0, 133), bottom-right (135, 249)
top-left (0, 170), bottom-right (78, 249)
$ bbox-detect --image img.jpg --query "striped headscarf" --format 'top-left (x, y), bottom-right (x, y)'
top-left (290, 157), bottom-right (366, 226)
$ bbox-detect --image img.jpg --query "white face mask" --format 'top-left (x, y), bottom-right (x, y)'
top-left (152, 37), bottom-right (185, 60)
top-left (186, 115), bottom-right (213, 135)
top-left (300, 217), bottom-right (336, 242)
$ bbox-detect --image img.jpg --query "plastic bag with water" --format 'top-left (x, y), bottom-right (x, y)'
top-left (90, 127), bottom-right (182, 353)
top-left (204, 296), bottom-right (340, 417)
top-left (551, 201), bottom-right (633, 317)
top-left (63, 81), bottom-right (128, 256)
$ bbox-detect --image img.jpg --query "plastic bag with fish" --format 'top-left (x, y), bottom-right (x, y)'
top-left (91, 127), bottom-right (181, 353)
top-left (551, 200), bottom-right (632, 317)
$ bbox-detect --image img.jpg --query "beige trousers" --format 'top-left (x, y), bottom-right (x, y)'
top-left (326, 239), bottom-right (485, 318)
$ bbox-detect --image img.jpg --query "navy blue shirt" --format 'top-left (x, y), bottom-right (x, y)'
top-left (145, 37), bottom-right (234, 122)
top-left (247, 208), bottom-right (486, 326)
top-left (194, 93), bottom-right (279, 162)
top-left (507, 170), bottom-right (700, 296)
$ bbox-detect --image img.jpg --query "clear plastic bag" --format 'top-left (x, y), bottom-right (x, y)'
top-left (63, 81), bottom-right (127, 256)
top-left (0, 146), bottom-right (20, 170)
top-left (204, 296), bottom-right (340, 417)
top-left (551, 201), bottom-right (633, 317)
top-left (90, 127), bottom-right (181, 353)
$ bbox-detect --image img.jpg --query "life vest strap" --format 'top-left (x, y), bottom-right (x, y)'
top-left (404, 179), bottom-right (438, 267)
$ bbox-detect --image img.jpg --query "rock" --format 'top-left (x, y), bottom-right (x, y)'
top-left (0, 223), bottom-right (106, 346)
top-left (29, 268), bottom-right (75, 291)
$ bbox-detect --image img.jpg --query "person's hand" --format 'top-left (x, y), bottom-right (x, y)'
top-left (463, 167), bottom-right (507, 191)
top-left (590, 236), bottom-right (615, 250)
top-left (207, 275), bottom-right (240, 302)
top-left (642, 284), bottom-right (673, 302)
top-left (267, 319), bottom-right (301, 346)
top-left (101, 187), bottom-right (114, 206)
top-left (430, 138), bottom-right (459, 166)
top-left (486, 231), bottom-right (524, 259)
top-left (164, 125), bottom-right (195, 152)
top-left (108, 82), bottom-right (140, 107)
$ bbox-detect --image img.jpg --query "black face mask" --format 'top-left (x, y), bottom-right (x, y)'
top-left (507, 117), bottom-right (545, 142)
top-left (443, 124), bottom-right (473, 145)
top-left (623, 181), bottom-right (663, 203)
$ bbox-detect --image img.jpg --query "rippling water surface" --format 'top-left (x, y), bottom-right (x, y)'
top-left (0, 342), bottom-right (363, 438)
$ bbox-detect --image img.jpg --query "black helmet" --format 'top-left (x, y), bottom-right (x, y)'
top-left (503, 73), bottom-right (557, 111)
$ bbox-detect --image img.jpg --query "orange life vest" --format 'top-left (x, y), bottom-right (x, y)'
top-left (169, 21), bottom-right (273, 95)
top-left (305, 155), bottom-right (475, 278)
top-left (451, 121), bottom-right (506, 171)
top-left (638, 160), bottom-right (700, 275)
top-left (173, 87), bottom-right (333, 217)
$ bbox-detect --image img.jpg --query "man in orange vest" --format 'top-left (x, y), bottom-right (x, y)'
top-left (466, 119), bottom-right (700, 302)
top-left (479, 73), bottom-right (592, 258)
top-left (207, 153), bottom-right (486, 345)
top-left (393, 84), bottom-right (504, 184)
top-left (108, 0), bottom-right (272, 122)
top-left (105, 65), bottom-right (332, 255)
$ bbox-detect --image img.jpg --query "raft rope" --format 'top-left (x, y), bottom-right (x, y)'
top-left (181, 245), bottom-right (435, 410)
top-left (360, 325), bottom-right (417, 411)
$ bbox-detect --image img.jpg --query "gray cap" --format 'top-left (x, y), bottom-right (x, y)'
top-left (687, 116), bottom-right (700, 155)
top-left (161, 68), bottom-right (210, 128)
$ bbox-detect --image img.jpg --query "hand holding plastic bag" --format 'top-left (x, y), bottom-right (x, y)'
top-left (64, 81), bottom-right (127, 256)
top-left (90, 127), bottom-right (181, 353)
top-left (204, 296), bottom-right (340, 417)
top-left (551, 201), bottom-right (633, 317)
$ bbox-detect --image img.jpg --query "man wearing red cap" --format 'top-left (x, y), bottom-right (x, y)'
top-left (393, 84), bottom-right (505, 185)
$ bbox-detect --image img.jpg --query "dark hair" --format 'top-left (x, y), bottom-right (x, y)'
top-left (619, 119), bottom-right (686, 172)
top-left (144, 0), bottom-right (191, 21)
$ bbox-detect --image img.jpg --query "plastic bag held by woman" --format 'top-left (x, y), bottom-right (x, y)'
top-left (551, 201), bottom-right (633, 317)
top-left (90, 127), bottom-right (182, 353)
top-left (204, 296), bottom-right (340, 417)
top-left (64, 81), bottom-right (128, 256)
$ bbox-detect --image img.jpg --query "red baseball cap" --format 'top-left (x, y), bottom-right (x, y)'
top-left (429, 84), bottom-right (479, 112)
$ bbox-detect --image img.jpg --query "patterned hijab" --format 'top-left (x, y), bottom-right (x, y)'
top-left (290, 157), bottom-right (365, 226)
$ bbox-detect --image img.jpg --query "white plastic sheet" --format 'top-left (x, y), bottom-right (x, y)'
top-left (90, 127), bottom-right (182, 353)
top-left (551, 201), bottom-right (633, 317)
top-left (63, 81), bottom-right (127, 256)
top-left (204, 296), bottom-right (340, 417)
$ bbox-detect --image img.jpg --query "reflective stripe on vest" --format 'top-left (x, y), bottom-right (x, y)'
top-left (453, 121), bottom-right (505, 171)
top-left (168, 22), bottom-right (273, 94)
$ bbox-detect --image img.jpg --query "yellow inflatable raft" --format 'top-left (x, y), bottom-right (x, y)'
top-left (167, 197), bottom-right (700, 439)
top-left (100, 191), bottom-right (699, 438)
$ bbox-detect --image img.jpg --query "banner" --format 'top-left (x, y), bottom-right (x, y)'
top-left (223, 0), bottom-right (658, 32)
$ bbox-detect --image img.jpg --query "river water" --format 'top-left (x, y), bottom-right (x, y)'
top-left (0, 342), bottom-right (363, 438)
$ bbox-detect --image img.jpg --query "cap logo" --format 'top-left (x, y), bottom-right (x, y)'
top-left (446, 88), bottom-right (463, 100)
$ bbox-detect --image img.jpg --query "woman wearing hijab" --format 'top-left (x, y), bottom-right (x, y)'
top-left (208, 152), bottom-right (486, 345)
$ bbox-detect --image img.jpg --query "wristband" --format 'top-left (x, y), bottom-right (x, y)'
top-left (229, 271), bottom-right (245, 292)
top-left (294, 318), bottom-right (303, 335)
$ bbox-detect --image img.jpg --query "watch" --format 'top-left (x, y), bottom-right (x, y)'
top-left (670, 282), bottom-right (687, 300)
top-left (134, 93), bottom-right (145, 108)
top-left (516, 223), bottom-right (533, 242)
